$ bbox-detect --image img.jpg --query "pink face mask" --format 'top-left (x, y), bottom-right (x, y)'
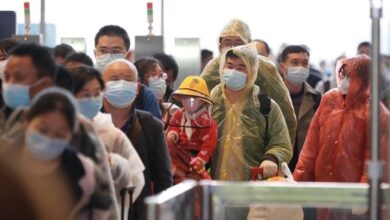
top-left (182, 97), bottom-right (202, 113)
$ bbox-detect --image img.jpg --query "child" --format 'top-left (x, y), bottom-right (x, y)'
top-left (166, 76), bottom-right (217, 184)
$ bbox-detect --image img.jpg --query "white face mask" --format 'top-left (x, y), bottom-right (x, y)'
top-left (338, 78), bottom-right (349, 94)
top-left (286, 66), bottom-right (309, 85)
top-left (95, 53), bottom-right (126, 71)
top-left (222, 68), bottom-right (247, 91)
top-left (0, 59), bottom-right (8, 80)
top-left (148, 77), bottom-right (167, 100)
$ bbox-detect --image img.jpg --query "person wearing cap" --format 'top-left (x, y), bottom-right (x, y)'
top-left (200, 19), bottom-right (297, 147)
top-left (166, 76), bottom-right (217, 184)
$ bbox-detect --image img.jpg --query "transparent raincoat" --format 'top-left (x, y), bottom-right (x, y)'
top-left (209, 44), bottom-right (292, 181)
top-left (200, 19), bottom-right (297, 145)
top-left (293, 55), bottom-right (389, 220)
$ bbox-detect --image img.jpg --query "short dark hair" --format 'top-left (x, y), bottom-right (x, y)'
top-left (358, 41), bottom-right (371, 49)
top-left (94, 25), bottom-right (130, 50)
top-left (226, 50), bottom-right (240, 59)
top-left (54, 43), bottom-right (75, 59)
top-left (201, 49), bottom-right (213, 63)
top-left (10, 43), bottom-right (56, 79)
top-left (153, 53), bottom-right (179, 81)
top-left (27, 91), bottom-right (77, 131)
top-left (134, 56), bottom-right (162, 83)
top-left (55, 66), bottom-right (74, 93)
top-left (68, 66), bottom-right (105, 95)
top-left (0, 38), bottom-right (22, 53)
top-left (280, 45), bottom-right (310, 63)
top-left (64, 52), bottom-right (93, 67)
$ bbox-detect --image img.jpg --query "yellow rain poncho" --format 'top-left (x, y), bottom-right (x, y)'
top-left (209, 44), bottom-right (292, 181)
top-left (201, 19), bottom-right (297, 145)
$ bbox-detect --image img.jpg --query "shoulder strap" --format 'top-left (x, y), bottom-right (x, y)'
top-left (129, 112), bottom-right (142, 146)
top-left (258, 93), bottom-right (271, 142)
top-left (133, 85), bottom-right (144, 110)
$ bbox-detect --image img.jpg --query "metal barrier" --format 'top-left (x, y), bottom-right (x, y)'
top-left (145, 180), bottom-right (390, 220)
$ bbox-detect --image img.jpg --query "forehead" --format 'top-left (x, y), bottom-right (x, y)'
top-left (7, 55), bottom-right (37, 72)
top-left (285, 52), bottom-right (309, 61)
top-left (226, 56), bottom-right (246, 65)
top-left (96, 35), bottom-right (126, 48)
top-left (221, 36), bottom-right (243, 42)
top-left (104, 62), bottom-right (136, 79)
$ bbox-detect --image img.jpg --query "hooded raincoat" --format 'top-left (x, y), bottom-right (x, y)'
top-left (293, 55), bottom-right (389, 220)
top-left (210, 44), bottom-right (292, 181)
top-left (201, 19), bottom-right (297, 146)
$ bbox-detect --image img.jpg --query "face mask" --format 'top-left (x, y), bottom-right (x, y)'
top-left (95, 53), bottom-right (126, 71)
top-left (26, 130), bottom-right (69, 161)
top-left (0, 59), bottom-right (7, 80)
top-left (286, 66), bottom-right (309, 85)
top-left (2, 83), bottom-right (30, 109)
top-left (148, 77), bottom-right (167, 100)
top-left (182, 97), bottom-right (203, 113)
top-left (338, 78), bottom-right (349, 94)
top-left (77, 94), bottom-right (103, 119)
top-left (105, 80), bottom-right (137, 108)
top-left (222, 68), bottom-right (247, 91)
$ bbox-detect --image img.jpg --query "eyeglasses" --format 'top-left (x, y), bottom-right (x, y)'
top-left (220, 40), bottom-right (245, 49)
top-left (151, 72), bottom-right (168, 80)
top-left (95, 47), bottom-right (127, 55)
top-left (338, 65), bottom-right (350, 81)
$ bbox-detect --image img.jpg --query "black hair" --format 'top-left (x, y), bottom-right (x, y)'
top-left (226, 50), bottom-right (240, 59)
top-left (10, 43), bottom-right (56, 79)
top-left (55, 66), bottom-right (75, 93)
top-left (134, 56), bottom-right (162, 83)
top-left (94, 25), bottom-right (130, 50)
top-left (64, 52), bottom-right (93, 67)
top-left (201, 49), bottom-right (213, 63)
top-left (153, 53), bottom-right (179, 81)
top-left (68, 66), bottom-right (105, 94)
top-left (54, 43), bottom-right (75, 59)
top-left (0, 37), bottom-right (22, 53)
top-left (26, 91), bottom-right (76, 131)
top-left (280, 45), bottom-right (310, 63)
top-left (358, 41), bottom-right (371, 49)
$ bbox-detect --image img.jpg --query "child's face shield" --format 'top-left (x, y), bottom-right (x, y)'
top-left (164, 95), bottom-right (212, 129)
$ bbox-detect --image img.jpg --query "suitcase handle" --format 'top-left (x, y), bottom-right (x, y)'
top-left (120, 186), bottom-right (136, 220)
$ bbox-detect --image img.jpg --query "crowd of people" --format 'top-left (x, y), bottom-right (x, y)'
top-left (0, 18), bottom-right (390, 220)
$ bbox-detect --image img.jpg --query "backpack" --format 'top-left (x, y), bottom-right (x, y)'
top-left (257, 93), bottom-right (271, 142)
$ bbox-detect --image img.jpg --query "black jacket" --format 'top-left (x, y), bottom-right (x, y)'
top-left (126, 109), bottom-right (173, 220)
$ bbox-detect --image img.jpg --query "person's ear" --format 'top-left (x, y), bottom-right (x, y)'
top-left (126, 49), bottom-right (135, 63)
top-left (279, 63), bottom-right (288, 77)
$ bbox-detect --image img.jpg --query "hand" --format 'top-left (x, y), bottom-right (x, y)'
top-left (190, 157), bottom-right (205, 172)
top-left (167, 132), bottom-right (178, 145)
top-left (259, 160), bottom-right (278, 179)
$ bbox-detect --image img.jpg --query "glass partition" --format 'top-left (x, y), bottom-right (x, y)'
top-left (145, 180), bottom-right (390, 220)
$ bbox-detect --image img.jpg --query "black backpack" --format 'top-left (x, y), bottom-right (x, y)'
top-left (258, 94), bottom-right (271, 142)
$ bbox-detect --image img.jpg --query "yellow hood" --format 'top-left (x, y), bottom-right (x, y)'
top-left (219, 42), bottom-right (259, 90)
top-left (218, 19), bottom-right (252, 45)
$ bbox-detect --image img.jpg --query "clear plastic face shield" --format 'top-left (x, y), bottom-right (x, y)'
top-left (164, 95), bottom-right (212, 129)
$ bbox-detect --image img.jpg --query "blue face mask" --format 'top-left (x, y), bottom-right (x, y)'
top-left (222, 68), bottom-right (247, 91)
top-left (148, 77), bottom-right (167, 100)
top-left (77, 94), bottom-right (103, 119)
top-left (26, 130), bottom-right (69, 161)
top-left (104, 80), bottom-right (137, 108)
top-left (95, 54), bottom-right (126, 71)
top-left (286, 66), bottom-right (309, 85)
top-left (2, 82), bottom-right (31, 109)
